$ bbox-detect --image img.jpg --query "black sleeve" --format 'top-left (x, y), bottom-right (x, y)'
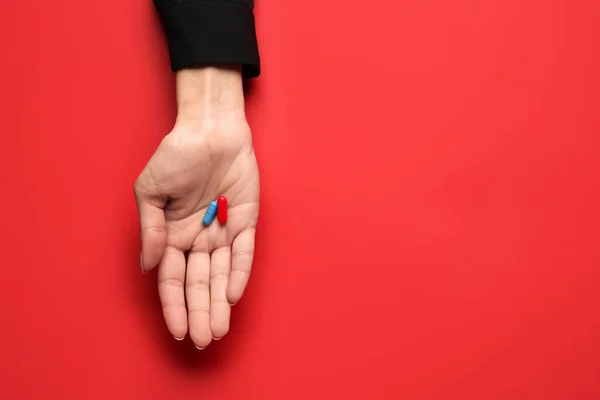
top-left (153, 0), bottom-right (260, 78)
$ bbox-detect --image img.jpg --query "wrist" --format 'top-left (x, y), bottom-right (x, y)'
top-left (175, 66), bottom-right (246, 130)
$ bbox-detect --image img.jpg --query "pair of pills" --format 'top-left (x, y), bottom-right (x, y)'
top-left (203, 196), bottom-right (228, 225)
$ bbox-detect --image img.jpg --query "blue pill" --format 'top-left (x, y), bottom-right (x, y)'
top-left (202, 201), bottom-right (218, 225)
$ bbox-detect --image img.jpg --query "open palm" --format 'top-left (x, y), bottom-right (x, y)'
top-left (134, 121), bottom-right (259, 349)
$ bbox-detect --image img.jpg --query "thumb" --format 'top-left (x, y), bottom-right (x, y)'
top-left (134, 173), bottom-right (167, 273)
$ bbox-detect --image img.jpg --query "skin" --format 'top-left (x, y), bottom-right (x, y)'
top-left (134, 66), bottom-right (259, 349)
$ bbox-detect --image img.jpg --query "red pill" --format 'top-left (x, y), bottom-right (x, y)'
top-left (217, 196), bottom-right (228, 224)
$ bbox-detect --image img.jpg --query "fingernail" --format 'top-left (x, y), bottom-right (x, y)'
top-left (173, 335), bottom-right (184, 341)
top-left (195, 345), bottom-right (205, 350)
top-left (213, 336), bottom-right (222, 341)
top-left (140, 252), bottom-right (146, 274)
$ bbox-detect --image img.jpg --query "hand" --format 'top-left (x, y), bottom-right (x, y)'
top-left (134, 67), bottom-right (259, 349)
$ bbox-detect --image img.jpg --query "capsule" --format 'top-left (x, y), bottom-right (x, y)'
top-left (202, 201), bottom-right (218, 225)
top-left (217, 196), bottom-right (228, 224)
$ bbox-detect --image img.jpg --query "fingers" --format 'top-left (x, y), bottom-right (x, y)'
top-left (158, 246), bottom-right (188, 340)
top-left (186, 251), bottom-right (212, 349)
top-left (134, 176), bottom-right (167, 273)
top-left (227, 228), bottom-right (256, 305)
top-left (210, 247), bottom-right (232, 339)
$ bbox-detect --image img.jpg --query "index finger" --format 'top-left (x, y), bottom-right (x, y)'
top-left (226, 228), bottom-right (256, 305)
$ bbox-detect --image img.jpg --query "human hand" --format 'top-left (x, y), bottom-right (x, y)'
top-left (134, 67), bottom-right (259, 348)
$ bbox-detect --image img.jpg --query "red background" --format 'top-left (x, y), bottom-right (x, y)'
top-left (1, 0), bottom-right (599, 398)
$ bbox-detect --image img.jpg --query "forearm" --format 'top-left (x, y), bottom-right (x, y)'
top-left (154, 0), bottom-right (260, 78)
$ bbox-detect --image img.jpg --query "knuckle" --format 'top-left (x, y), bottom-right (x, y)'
top-left (188, 307), bottom-right (210, 316)
top-left (233, 249), bottom-right (254, 261)
top-left (211, 271), bottom-right (229, 280)
top-left (159, 277), bottom-right (184, 291)
top-left (186, 280), bottom-right (209, 292)
top-left (211, 297), bottom-right (229, 305)
top-left (142, 225), bottom-right (166, 234)
top-left (232, 265), bottom-right (252, 274)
